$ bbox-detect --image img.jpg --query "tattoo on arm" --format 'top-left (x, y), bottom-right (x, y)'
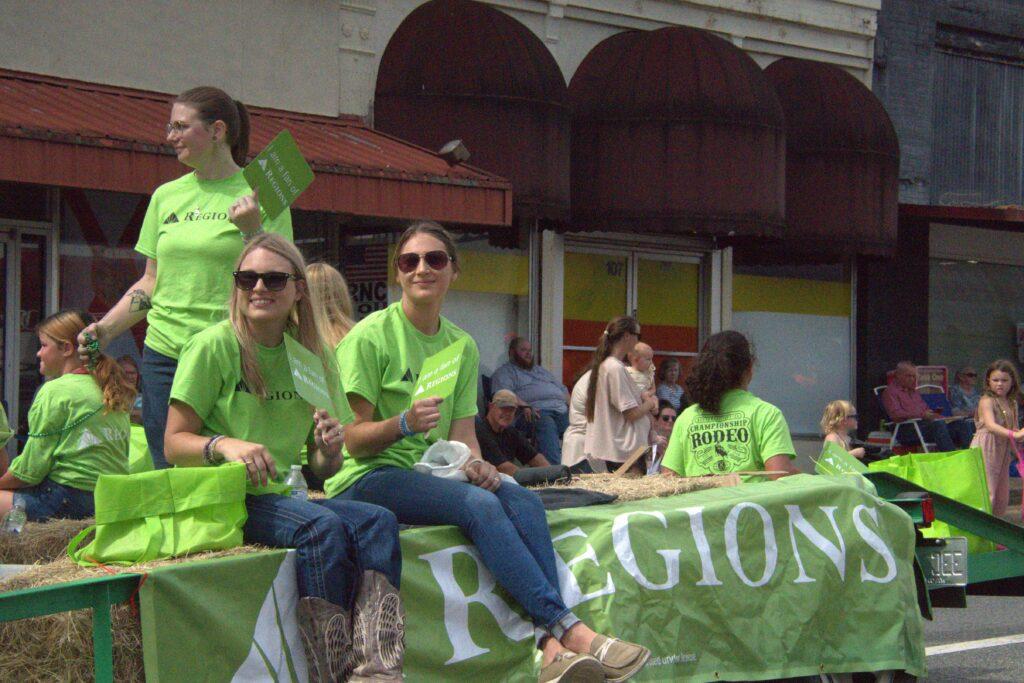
top-left (128, 289), bottom-right (153, 313)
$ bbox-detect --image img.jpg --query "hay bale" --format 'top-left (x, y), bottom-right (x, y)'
top-left (0, 546), bottom-right (271, 682)
top-left (0, 518), bottom-right (93, 566)
top-left (548, 472), bottom-right (737, 502)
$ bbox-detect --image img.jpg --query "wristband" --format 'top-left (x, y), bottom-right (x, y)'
top-left (398, 410), bottom-right (415, 438)
top-left (203, 435), bottom-right (226, 465)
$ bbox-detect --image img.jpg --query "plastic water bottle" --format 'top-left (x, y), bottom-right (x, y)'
top-left (2, 499), bottom-right (26, 535)
top-left (286, 465), bottom-right (308, 501)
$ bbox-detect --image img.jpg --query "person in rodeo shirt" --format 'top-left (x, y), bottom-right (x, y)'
top-left (661, 331), bottom-right (800, 481)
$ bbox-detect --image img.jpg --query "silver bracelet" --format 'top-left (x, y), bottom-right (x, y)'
top-left (241, 227), bottom-right (265, 243)
top-left (203, 435), bottom-right (226, 465)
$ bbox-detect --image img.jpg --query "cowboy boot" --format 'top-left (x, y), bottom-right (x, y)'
top-left (349, 570), bottom-right (405, 681)
top-left (297, 596), bottom-right (355, 683)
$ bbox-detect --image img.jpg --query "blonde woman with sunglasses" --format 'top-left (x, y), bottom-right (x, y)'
top-left (164, 234), bottom-right (403, 681)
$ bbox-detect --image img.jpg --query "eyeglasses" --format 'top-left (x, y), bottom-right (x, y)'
top-left (233, 270), bottom-right (302, 291)
top-left (659, 414), bottom-right (676, 422)
top-left (396, 250), bottom-right (453, 274)
top-left (165, 121), bottom-right (194, 136)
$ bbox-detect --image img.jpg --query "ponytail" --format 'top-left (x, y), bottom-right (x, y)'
top-left (36, 310), bottom-right (136, 414)
top-left (685, 331), bottom-right (754, 414)
top-left (232, 100), bottom-right (250, 166)
top-left (91, 355), bottom-right (137, 414)
top-left (583, 316), bottom-right (640, 422)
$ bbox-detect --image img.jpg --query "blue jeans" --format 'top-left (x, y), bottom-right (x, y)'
top-left (14, 478), bottom-right (94, 521)
top-left (336, 467), bottom-right (578, 638)
top-left (141, 345), bottom-right (178, 470)
top-left (536, 409), bottom-right (569, 465)
top-left (243, 493), bottom-right (401, 609)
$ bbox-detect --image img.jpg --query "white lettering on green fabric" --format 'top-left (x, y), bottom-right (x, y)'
top-left (786, 505), bottom-right (847, 583)
top-left (852, 505), bottom-right (898, 584)
top-left (418, 545), bottom-right (532, 664)
top-left (724, 502), bottom-right (778, 587)
top-left (551, 527), bottom-right (616, 609)
top-left (612, 511), bottom-right (680, 590)
top-left (678, 506), bottom-right (723, 586)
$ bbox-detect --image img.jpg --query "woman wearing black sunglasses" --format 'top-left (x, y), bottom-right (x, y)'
top-left (77, 86), bottom-right (293, 470)
top-left (164, 234), bottom-right (404, 681)
top-left (323, 221), bottom-right (650, 682)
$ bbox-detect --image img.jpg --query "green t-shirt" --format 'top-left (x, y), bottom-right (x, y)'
top-left (10, 373), bottom-right (129, 491)
top-left (323, 302), bottom-right (480, 497)
top-left (662, 389), bottom-right (795, 480)
top-left (135, 171), bottom-right (293, 359)
top-left (170, 320), bottom-right (346, 496)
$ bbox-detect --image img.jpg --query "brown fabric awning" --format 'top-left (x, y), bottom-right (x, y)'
top-left (569, 26), bottom-right (786, 238)
top-left (765, 58), bottom-right (899, 256)
top-left (0, 69), bottom-right (512, 227)
top-left (375, 0), bottom-right (570, 223)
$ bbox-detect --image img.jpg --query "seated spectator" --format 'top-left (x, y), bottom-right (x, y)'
top-left (491, 336), bottom-right (570, 465)
top-left (117, 355), bottom-right (144, 424)
top-left (950, 366), bottom-right (981, 418)
top-left (626, 342), bottom-right (656, 394)
top-left (655, 357), bottom-right (686, 411)
top-left (476, 390), bottom-right (551, 475)
top-left (0, 311), bottom-right (134, 521)
top-left (653, 400), bottom-right (677, 444)
top-left (881, 361), bottom-right (973, 451)
top-left (662, 331), bottom-right (800, 481)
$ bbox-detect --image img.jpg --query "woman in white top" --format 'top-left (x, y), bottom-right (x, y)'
top-left (561, 370), bottom-right (608, 472)
top-left (583, 317), bottom-right (658, 471)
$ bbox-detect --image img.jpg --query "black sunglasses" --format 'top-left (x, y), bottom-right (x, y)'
top-left (659, 414), bottom-right (676, 422)
top-left (233, 270), bottom-right (302, 292)
top-left (396, 250), bottom-right (452, 274)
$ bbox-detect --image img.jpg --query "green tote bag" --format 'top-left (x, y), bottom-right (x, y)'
top-left (868, 447), bottom-right (996, 554)
top-left (68, 463), bottom-right (247, 567)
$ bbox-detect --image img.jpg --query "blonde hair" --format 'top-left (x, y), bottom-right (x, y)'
top-left (307, 262), bottom-right (356, 349)
top-left (229, 234), bottom-right (333, 400)
top-left (37, 310), bottom-right (136, 413)
top-left (820, 399), bottom-right (856, 435)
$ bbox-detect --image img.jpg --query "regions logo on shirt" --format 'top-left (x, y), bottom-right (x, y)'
top-left (184, 208), bottom-right (228, 222)
top-left (686, 411), bottom-right (751, 472)
top-left (401, 368), bottom-right (416, 384)
top-left (77, 429), bottom-right (101, 450)
top-left (163, 212), bottom-right (180, 224)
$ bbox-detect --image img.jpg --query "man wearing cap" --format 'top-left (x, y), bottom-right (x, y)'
top-left (475, 389), bottom-right (552, 476)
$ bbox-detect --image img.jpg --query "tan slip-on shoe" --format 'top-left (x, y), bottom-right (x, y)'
top-left (589, 634), bottom-right (651, 682)
top-left (538, 652), bottom-right (605, 683)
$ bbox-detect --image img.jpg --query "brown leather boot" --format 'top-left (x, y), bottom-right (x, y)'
top-left (349, 571), bottom-right (405, 681)
top-left (296, 596), bottom-right (355, 683)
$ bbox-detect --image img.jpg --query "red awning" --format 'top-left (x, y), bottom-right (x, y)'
top-left (0, 69), bottom-right (512, 227)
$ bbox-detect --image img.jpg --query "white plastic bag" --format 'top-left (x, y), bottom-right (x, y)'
top-left (413, 440), bottom-right (472, 481)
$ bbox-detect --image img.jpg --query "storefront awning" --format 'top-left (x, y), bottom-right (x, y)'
top-left (0, 69), bottom-right (512, 227)
top-left (375, 0), bottom-right (570, 223)
top-left (764, 58), bottom-right (899, 256)
top-left (899, 203), bottom-right (1024, 230)
top-left (568, 26), bottom-right (786, 238)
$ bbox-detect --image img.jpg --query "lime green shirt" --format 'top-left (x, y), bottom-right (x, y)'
top-left (662, 389), bottom-right (795, 480)
top-left (323, 302), bottom-right (480, 496)
top-left (10, 373), bottom-right (129, 491)
top-left (170, 320), bottom-right (346, 496)
top-left (135, 171), bottom-right (293, 359)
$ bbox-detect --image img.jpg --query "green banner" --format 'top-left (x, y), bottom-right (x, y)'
top-left (136, 476), bottom-right (925, 681)
top-left (399, 475), bottom-right (924, 681)
top-left (411, 338), bottom-right (467, 440)
top-left (243, 130), bottom-right (314, 220)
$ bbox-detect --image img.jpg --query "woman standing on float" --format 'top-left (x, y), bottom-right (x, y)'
top-left (324, 221), bottom-right (650, 683)
top-left (79, 87), bottom-right (292, 469)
